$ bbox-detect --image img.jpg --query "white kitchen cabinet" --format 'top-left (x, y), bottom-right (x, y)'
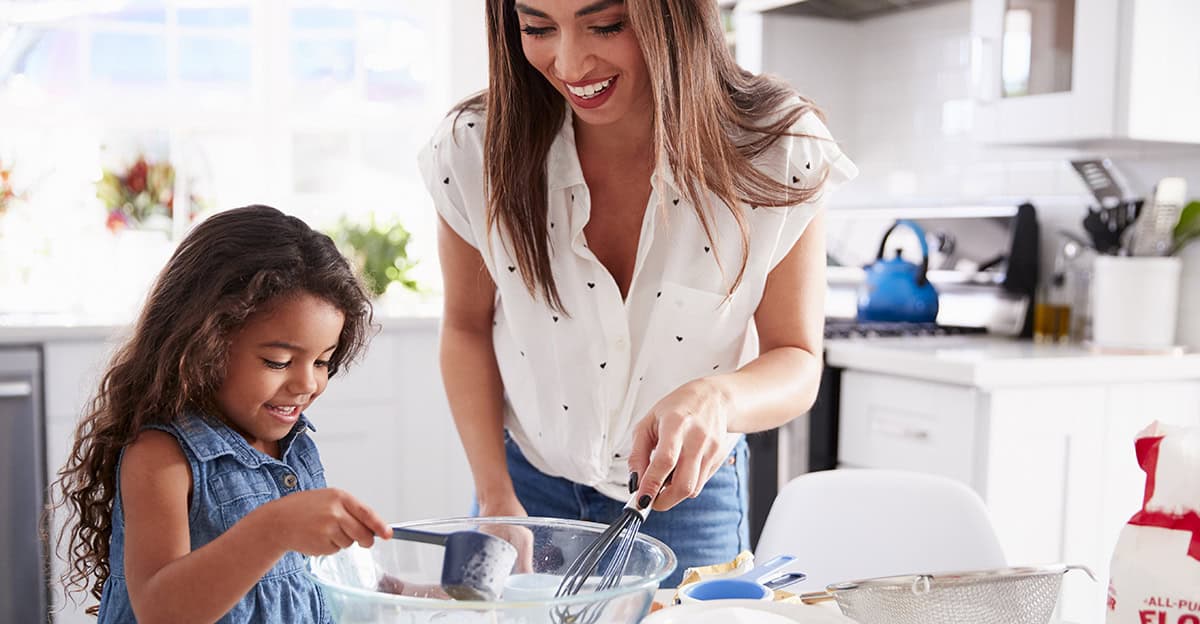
top-left (839, 369), bottom-right (1200, 624)
top-left (39, 318), bottom-right (469, 623)
top-left (971, 0), bottom-right (1200, 145)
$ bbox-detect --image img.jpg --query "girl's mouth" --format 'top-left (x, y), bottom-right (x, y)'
top-left (266, 403), bottom-right (299, 423)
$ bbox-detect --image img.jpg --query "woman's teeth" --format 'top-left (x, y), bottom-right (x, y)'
top-left (568, 78), bottom-right (613, 99)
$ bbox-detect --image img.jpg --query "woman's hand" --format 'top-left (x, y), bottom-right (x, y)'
top-left (628, 377), bottom-right (734, 511)
top-left (258, 488), bottom-right (391, 557)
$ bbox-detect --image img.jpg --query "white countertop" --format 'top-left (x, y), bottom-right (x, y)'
top-left (825, 335), bottom-right (1200, 388)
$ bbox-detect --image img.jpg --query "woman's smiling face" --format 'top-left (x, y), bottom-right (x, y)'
top-left (515, 0), bottom-right (651, 127)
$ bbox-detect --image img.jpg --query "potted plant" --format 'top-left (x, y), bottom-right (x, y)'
top-left (326, 215), bottom-right (420, 299)
top-left (1175, 201), bottom-right (1200, 350)
top-left (96, 154), bottom-right (202, 235)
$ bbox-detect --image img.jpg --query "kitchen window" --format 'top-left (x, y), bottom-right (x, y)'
top-left (0, 0), bottom-right (467, 319)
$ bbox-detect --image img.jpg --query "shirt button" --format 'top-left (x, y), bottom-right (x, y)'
top-left (282, 474), bottom-right (298, 489)
top-left (615, 338), bottom-right (627, 351)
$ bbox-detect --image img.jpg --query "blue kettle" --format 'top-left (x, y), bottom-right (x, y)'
top-left (856, 219), bottom-right (939, 323)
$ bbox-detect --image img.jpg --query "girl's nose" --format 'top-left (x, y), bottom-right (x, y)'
top-left (553, 30), bottom-right (596, 83)
top-left (287, 366), bottom-right (320, 396)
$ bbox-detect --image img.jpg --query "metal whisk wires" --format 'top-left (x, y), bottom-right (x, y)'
top-left (555, 489), bottom-right (653, 598)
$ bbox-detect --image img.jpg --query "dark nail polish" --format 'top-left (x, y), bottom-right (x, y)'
top-left (638, 494), bottom-right (652, 509)
top-left (628, 472), bottom-right (639, 494)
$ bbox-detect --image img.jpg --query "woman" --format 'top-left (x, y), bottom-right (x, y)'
top-left (419, 0), bottom-right (856, 585)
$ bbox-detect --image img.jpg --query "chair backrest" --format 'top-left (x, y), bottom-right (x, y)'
top-left (754, 469), bottom-right (1007, 592)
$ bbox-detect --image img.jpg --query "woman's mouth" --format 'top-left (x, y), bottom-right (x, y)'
top-left (565, 75), bottom-right (618, 110)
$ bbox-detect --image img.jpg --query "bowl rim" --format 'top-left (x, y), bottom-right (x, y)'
top-left (308, 515), bottom-right (678, 611)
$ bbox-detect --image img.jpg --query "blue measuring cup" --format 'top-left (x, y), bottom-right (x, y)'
top-left (677, 555), bottom-right (806, 603)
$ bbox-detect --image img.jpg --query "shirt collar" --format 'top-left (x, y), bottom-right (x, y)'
top-left (547, 112), bottom-right (585, 191)
top-left (173, 407), bottom-right (316, 468)
top-left (547, 113), bottom-right (684, 200)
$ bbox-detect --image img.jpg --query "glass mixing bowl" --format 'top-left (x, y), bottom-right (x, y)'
top-left (310, 516), bottom-right (677, 624)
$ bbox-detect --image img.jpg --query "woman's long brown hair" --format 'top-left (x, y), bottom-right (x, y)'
top-left (47, 205), bottom-right (375, 612)
top-left (458, 0), bottom-right (827, 312)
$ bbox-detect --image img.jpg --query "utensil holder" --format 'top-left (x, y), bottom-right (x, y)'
top-left (1092, 256), bottom-right (1182, 350)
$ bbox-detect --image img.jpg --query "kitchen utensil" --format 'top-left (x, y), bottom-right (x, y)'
top-left (555, 488), bottom-right (663, 598)
top-left (1083, 207), bottom-right (1126, 255)
top-left (857, 219), bottom-right (939, 323)
top-left (1071, 158), bottom-right (1128, 210)
top-left (310, 517), bottom-right (676, 623)
top-left (1126, 177), bottom-right (1187, 257)
top-left (677, 555), bottom-right (805, 603)
top-left (798, 564), bottom-right (1094, 624)
top-left (390, 525), bottom-right (518, 601)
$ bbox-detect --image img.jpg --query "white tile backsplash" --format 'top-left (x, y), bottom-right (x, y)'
top-left (757, 0), bottom-right (1200, 209)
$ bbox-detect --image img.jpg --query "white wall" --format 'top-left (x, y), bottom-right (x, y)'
top-left (748, 1), bottom-right (1200, 211)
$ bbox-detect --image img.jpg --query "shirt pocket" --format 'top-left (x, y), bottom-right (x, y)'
top-left (210, 467), bottom-right (277, 531)
top-left (649, 281), bottom-right (745, 388)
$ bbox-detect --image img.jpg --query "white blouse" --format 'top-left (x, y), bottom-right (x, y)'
top-left (419, 104), bottom-right (857, 501)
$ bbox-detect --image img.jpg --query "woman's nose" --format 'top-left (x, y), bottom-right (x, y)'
top-left (553, 30), bottom-right (596, 83)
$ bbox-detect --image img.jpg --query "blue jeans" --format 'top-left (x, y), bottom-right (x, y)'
top-left (495, 434), bottom-right (749, 588)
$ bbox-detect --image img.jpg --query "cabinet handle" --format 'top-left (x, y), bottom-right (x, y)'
top-left (0, 380), bottom-right (33, 398)
top-left (871, 419), bottom-right (931, 441)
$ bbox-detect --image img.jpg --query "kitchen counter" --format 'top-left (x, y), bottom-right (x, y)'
top-left (0, 313), bottom-right (440, 345)
top-left (825, 335), bottom-right (1200, 389)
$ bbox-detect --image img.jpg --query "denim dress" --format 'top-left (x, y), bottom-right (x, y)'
top-left (97, 408), bottom-right (331, 623)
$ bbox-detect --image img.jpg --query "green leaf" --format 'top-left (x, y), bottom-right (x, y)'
top-left (1176, 200), bottom-right (1200, 253)
top-left (326, 216), bottom-right (421, 297)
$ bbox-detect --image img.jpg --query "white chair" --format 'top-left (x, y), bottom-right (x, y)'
top-left (753, 469), bottom-right (1007, 592)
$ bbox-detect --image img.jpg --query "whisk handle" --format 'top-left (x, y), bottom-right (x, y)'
top-left (391, 526), bottom-right (449, 546)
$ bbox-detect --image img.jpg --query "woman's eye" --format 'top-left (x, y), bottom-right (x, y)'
top-left (593, 21), bottom-right (625, 37)
top-left (520, 25), bottom-right (553, 37)
top-left (314, 359), bottom-right (331, 369)
top-left (263, 359), bottom-right (289, 370)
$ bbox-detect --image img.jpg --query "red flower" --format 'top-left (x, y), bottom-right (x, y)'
top-left (125, 158), bottom-right (148, 194)
top-left (106, 210), bottom-right (129, 233)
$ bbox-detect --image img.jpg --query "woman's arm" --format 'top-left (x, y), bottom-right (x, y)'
top-left (122, 431), bottom-right (389, 623)
top-left (437, 216), bottom-right (526, 516)
top-left (719, 207), bottom-right (827, 433)
top-left (629, 210), bottom-right (826, 510)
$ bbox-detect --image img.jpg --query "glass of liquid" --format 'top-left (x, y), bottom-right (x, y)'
top-left (1033, 281), bottom-right (1072, 344)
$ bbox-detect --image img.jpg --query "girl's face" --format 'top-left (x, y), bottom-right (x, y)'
top-left (215, 291), bottom-right (345, 456)
top-left (515, 0), bottom-right (651, 128)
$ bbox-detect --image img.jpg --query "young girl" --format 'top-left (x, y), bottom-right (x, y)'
top-left (51, 205), bottom-right (392, 623)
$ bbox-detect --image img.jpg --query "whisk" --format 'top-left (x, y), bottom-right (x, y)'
top-left (555, 478), bottom-right (665, 599)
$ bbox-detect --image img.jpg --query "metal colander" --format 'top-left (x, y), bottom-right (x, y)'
top-left (803, 565), bottom-right (1094, 624)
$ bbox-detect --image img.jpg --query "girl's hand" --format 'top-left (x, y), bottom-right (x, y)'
top-left (260, 488), bottom-right (391, 556)
top-left (628, 377), bottom-right (734, 511)
top-left (477, 495), bottom-right (534, 573)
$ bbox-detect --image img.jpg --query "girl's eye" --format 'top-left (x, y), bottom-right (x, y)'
top-left (314, 359), bottom-right (331, 369)
top-left (263, 359), bottom-right (289, 370)
top-left (593, 21), bottom-right (625, 37)
top-left (520, 25), bottom-right (553, 37)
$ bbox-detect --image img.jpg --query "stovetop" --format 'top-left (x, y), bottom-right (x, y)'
top-left (823, 319), bottom-right (989, 340)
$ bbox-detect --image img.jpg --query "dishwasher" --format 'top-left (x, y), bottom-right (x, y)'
top-left (0, 347), bottom-right (48, 622)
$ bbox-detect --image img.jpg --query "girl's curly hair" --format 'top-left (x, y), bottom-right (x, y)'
top-left (47, 204), bottom-right (375, 612)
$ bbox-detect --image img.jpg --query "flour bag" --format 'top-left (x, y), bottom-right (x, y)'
top-left (1108, 421), bottom-right (1200, 623)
